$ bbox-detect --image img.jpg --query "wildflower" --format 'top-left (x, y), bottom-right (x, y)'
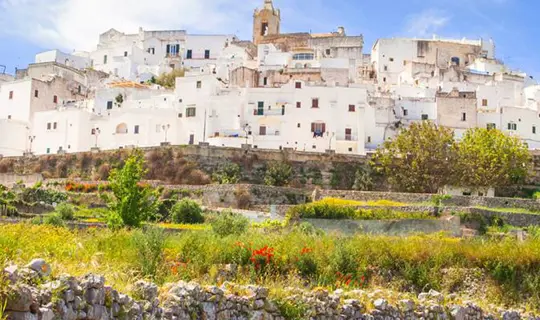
top-left (300, 246), bottom-right (313, 255)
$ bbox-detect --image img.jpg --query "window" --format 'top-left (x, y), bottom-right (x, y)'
top-left (53, 122), bottom-right (57, 130)
top-left (348, 104), bottom-right (355, 112)
top-left (383, 77), bottom-right (387, 82)
top-left (186, 107), bottom-right (196, 117)
top-left (292, 53), bottom-right (314, 60)
top-left (403, 109), bottom-right (408, 116)
top-left (312, 98), bottom-right (319, 108)
top-left (263, 77), bottom-right (268, 86)
top-left (367, 136), bottom-right (372, 143)
top-left (204, 50), bottom-right (210, 59)
top-left (91, 128), bottom-right (96, 135)
top-left (107, 101), bottom-right (113, 110)
top-left (325, 49), bottom-right (331, 55)
top-left (389, 58), bottom-right (394, 62)
top-left (482, 99), bottom-right (488, 107)
top-left (46, 148), bottom-right (50, 154)
top-left (78, 86), bottom-right (81, 94)
top-left (421, 114), bottom-right (429, 120)
top-left (124, 51), bottom-right (128, 57)
top-left (53, 95), bottom-right (58, 104)
top-left (196, 81), bottom-right (202, 89)
top-left (147, 48), bottom-right (155, 55)
top-left (487, 123), bottom-right (496, 130)
top-left (132, 125), bottom-right (139, 134)
top-left (47, 123), bottom-right (51, 130)
top-left (297, 123), bottom-right (301, 128)
top-left (103, 55), bottom-right (108, 64)
top-left (311, 123), bottom-right (326, 137)
top-left (34, 90), bottom-right (39, 98)
top-left (384, 65), bottom-right (388, 71)
top-left (166, 44), bottom-right (180, 57)
top-left (178, 113), bottom-right (183, 118)
top-left (296, 102), bottom-right (301, 108)
top-left (8, 91), bottom-right (13, 99)
top-left (7, 115), bottom-right (11, 120)
top-left (295, 82), bottom-right (302, 89)
top-left (461, 113), bottom-right (467, 121)
top-left (259, 126), bottom-right (267, 136)
top-left (534, 126), bottom-right (537, 134)
top-left (186, 50), bottom-right (192, 59)
top-left (507, 123), bottom-right (517, 131)
top-left (345, 128), bottom-right (352, 141)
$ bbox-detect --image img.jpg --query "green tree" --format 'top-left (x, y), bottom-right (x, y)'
top-left (155, 68), bottom-right (185, 88)
top-left (107, 151), bottom-right (159, 228)
top-left (372, 121), bottom-right (457, 193)
top-left (264, 161), bottom-right (293, 187)
top-left (455, 128), bottom-right (531, 188)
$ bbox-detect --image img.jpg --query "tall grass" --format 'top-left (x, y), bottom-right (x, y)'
top-left (0, 224), bottom-right (538, 310)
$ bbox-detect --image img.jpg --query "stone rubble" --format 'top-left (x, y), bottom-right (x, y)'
top-left (2, 261), bottom-right (539, 320)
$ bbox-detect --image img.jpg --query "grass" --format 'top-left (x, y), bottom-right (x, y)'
top-left (0, 224), bottom-right (538, 312)
top-left (475, 206), bottom-right (540, 215)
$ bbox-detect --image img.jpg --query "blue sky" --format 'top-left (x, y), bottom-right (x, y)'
top-left (1, 0), bottom-right (539, 78)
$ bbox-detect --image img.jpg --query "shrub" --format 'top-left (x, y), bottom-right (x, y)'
top-left (212, 163), bottom-right (241, 184)
top-left (107, 151), bottom-right (159, 228)
top-left (132, 227), bottom-right (167, 280)
top-left (264, 161), bottom-right (293, 187)
top-left (44, 213), bottom-right (65, 227)
top-left (55, 203), bottom-right (75, 220)
top-left (234, 186), bottom-right (252, 209)
top-left (211, 210), bottom-right (249, 237)
top-left (20, 186), bottom-right (68, 205)
top-left (170, 199), bottom-right (204, 224)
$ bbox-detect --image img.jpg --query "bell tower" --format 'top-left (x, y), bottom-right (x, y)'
top-left (253, 0), bottom-right (280, 45)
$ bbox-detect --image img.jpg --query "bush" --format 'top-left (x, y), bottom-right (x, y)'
top-left (210, 210), bottom-right (249, 237)
top-left (234, 186), bottom-right (252, 209)
top-left (170, 199), bottom-right (204, 224)
top-left (264, 161), bottom-right (293, 187)
top-left (55, 203), bottom-right (75, 220)
top-left (132, 227), bottom-right (167, 280)
top-left (44, 213), bottom-right (65, 227)
top-left (212, 163), bottom-right (241, 184)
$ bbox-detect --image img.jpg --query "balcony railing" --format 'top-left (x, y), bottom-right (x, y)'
top-left (253, 109), bottom-right (285, 116)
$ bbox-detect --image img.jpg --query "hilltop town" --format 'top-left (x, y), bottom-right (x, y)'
top-left (1, 0), bottom-right (538, 156)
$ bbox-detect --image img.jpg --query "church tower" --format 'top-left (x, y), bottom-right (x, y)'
top-left (253, 0), bottom-right (280, 45)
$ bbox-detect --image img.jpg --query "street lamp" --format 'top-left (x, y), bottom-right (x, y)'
top-left (162, 124), bottom-right (171, 143)
top-left (94, 128), bottom-right (101, 148)
top-left (243, 124), bottom-right (251, 145)
top-left (28, 135), bottom-right (36, 153)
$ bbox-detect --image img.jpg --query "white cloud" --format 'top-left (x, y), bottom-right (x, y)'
top-left (406, 9), bottom-right (451, 37)
top-left (0, 0), bottom-right (259, 51)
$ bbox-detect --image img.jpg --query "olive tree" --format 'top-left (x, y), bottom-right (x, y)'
top-left (455, 128), bottom-right (531, 188)
top-left (372, 121), bottom-right (457, 193)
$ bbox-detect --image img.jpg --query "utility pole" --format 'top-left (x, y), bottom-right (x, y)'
top-left (203, 109), bottom-right (207, 142)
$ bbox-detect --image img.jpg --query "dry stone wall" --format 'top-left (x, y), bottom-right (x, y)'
top-left (3, 260), bottom-right (539, 320)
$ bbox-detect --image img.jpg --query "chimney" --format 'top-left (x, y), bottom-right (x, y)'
top-left (337, 27), bottom-right (345, 36)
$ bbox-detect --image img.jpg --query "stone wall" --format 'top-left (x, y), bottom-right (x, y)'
top-left (3, 260), bottom-right (538, 320)
top-left (0, 173), bottom-right (42, 187)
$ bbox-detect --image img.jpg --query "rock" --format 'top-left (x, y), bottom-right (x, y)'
top-left (373, 298), bottom-right (388, 311)
top-left (133, 280), bottom-right (158, 301)
top-left (5, 311), bottom-right (38, 320)
top-left (428, 289), bottom-right (444, 303)
top-left (6, 284), bottom-right (34, 312)
top-left (4, 265), bottom-right (19, 283)
top-left (39, 307), bottom-right (54, 320)
top-left (25, 259), bottom-right (51, 277)
top-left (81, 274), bottom-right (105, 290)
top-left (399, 299), bottom-right (415, 312)
top-left (451, 305), bottom-right (467, 320)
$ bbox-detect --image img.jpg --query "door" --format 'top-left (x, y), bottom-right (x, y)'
top-left (345, 128), bottom-right (352, 141)
top-left (259, 126), bottom-right (267, 136)
top-left (189, 134), bottom-right (195, 145)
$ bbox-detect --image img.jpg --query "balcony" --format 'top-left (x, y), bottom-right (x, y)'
top-left (253, 108), bottom-right (285, 116)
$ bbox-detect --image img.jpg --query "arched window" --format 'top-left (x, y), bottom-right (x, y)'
top-left (116, 123), bottom-right (128, 134)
